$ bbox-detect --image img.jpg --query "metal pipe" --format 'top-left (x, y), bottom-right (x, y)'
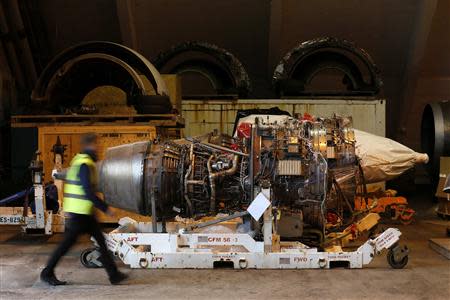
top-left (249, 125), bottom-right (255, 202)
top-left (209, 155), bottom-right (240, 178)
top-left (202, 142), bottom-right (249, 157)
top-left (318, 152), bottom-right (328, 235)
top-left (184, 164), bottom-right (193, 216)
top-left (184, 137), bottom-right (248, 157)
top-left (184, 144), bottom-right (195, 216)
top-left (186, 180), bottom-right (205, 185)
top-left (207, 155), bottom-right (216, 212)
top-left (207, 154), bottom-right (240, 212)
top-left (151, 196), bottom-right (157, 233)
top-left (184, 211), bottom-right (249, 232)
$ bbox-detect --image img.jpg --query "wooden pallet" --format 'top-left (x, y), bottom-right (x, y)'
top-left (0, 207), bottom-right (65, 233)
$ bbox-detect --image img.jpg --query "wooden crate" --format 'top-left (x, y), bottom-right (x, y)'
top-left (38, 125), bottom-right (156, 223)
top-left (12, 114), bottom-right (184, 127)
top-left (0, 207), bottom-right (30, 215)
top-left (38, 125), bottom-right (156, 181)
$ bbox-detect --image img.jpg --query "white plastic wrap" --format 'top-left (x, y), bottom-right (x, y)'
top-left (355, 130), bottom-right (429, 183)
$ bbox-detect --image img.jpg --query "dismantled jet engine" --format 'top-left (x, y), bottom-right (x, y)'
top-left (99, 112), bottom-right (362, 245)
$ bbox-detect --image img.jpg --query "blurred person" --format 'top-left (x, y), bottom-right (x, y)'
top-left (40, 133), bottom-right (127, 285)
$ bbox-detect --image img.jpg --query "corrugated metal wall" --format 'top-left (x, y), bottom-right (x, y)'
top-left (182, 99), bottom-right (385, 137)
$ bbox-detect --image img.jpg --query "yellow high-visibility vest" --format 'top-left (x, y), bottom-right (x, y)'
top-left (63, 153), bottom-right (98, 215)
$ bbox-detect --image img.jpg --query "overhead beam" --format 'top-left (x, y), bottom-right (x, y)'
top-left (0, 1), bottom-right (25, 90)
top-left (1, 0), bottom-right (37, 91)
top-left (395, 0), bottom-right (438, 142)
top-left (116, 0), bottom-right (140, 51)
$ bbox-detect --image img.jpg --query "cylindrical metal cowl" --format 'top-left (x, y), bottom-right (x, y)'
top-left (99, 141), bottom-right (150, 215)
top-left (421, 101), bottom-right (450, 177)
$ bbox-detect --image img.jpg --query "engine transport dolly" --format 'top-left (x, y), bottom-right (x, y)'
top-left (81, 189), bottom-right (409, 270)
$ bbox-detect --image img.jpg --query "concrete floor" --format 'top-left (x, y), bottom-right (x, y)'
top-left (1, 215), bottom-right (449, 299)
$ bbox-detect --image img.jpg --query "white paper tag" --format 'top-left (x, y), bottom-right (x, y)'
top-left (247, 192), bottom-right (271, 221)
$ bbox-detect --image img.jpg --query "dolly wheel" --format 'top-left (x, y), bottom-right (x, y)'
top-left (80, 248), bottom-right (103, 268)
top-left (387, 246), bottom-right (408, 269)
top-left (399, 216), bottom-right (414, 225)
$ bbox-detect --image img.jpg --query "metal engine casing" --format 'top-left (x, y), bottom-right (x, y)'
top-left (99, 114), bottom-right (358, 242)
top-left (99, 141), bottom-right (184, 219)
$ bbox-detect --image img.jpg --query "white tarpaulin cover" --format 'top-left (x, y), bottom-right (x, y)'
top-left (355, 129), bottom-right (429, 183)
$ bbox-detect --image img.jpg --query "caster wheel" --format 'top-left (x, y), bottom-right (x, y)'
top-left (387, 246), bottom-right (408, 269)
top-left (80, 248), bottom-right (103, 268)
top-left (399, 216), bottom-right (414, 225)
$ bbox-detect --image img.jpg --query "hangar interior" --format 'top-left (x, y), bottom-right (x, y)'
top-left (0, 1), bottom-right (449, 299)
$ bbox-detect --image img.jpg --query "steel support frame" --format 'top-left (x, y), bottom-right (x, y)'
top-left (100, 218), bottom-right (402, 269)
top-left (0, 183), bottom-right (53, 234)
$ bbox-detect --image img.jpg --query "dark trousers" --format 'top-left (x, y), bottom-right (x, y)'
top-left (46, 213), bottom-right (118, 278)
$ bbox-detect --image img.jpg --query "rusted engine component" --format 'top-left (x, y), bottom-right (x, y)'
top-left (99, 112), bottom-right (359, 247)
top-left (421, 101), bottom-right (450, 180)
top-left (31, 41), bottom-right (171, 113)
top-left (273, 37), bottom-right (382, 97)
top-left (153, 41), bottom-right (251, 98)
top-left (354, 192), bottom-right (415, 225)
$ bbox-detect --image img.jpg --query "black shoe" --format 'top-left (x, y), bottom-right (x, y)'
top-left (109, 271), bottom-right (128, 285)
top-left (40, 268), bottom-right (67, 286)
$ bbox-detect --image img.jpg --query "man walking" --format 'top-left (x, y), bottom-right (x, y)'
top-left (41, 133), bottom-right (127, 285)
